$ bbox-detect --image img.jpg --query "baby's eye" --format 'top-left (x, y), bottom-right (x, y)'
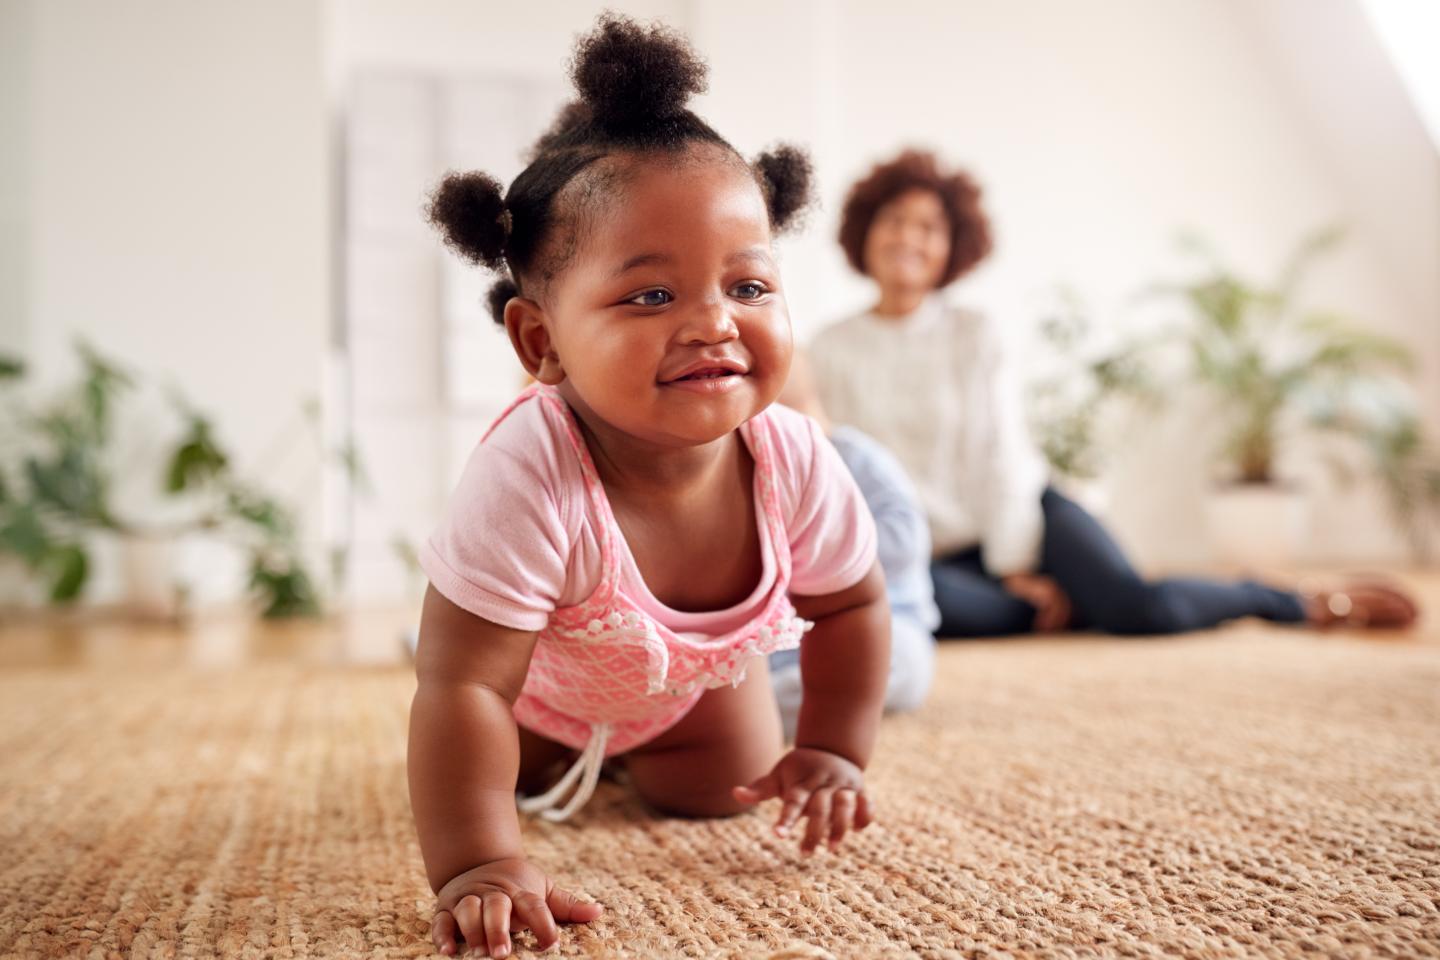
top-left (627, 289), bottom-right (673, 308)
top-left (730, 281), bottom-right (768, 301)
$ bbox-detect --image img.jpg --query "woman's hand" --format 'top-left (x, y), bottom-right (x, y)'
top-left (1002, 573), bottom-right (1072, 632)
top-left (430, 858), bottom-right (603, 958)
top-left (732, 747), bottom-right (873, 853)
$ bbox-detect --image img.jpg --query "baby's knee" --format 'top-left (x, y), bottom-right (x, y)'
top-left (644, 788), bottom-right (748, 820)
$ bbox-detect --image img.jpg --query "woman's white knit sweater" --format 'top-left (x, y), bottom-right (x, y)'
top-left (808, 296), bottom-right (1048, 577)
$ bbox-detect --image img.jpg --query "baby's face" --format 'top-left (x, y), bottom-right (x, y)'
top-left (545, 155), bottom-right (791, 448)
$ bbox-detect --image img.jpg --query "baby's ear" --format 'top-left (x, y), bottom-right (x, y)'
top-left (503, 297), bottom-right (565, 385)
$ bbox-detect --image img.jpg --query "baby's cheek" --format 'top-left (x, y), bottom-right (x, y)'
top-left (587, 336), bottom-right (658, 387)
top-left (754, 326), bottom-right (794, 392)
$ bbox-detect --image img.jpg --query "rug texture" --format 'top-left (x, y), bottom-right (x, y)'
top-left (2, 630), bottom-right (1438, 958)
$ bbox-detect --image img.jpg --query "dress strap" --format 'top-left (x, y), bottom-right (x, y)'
top-left (532, 386), bottom-right (625, 606)
top-left (480, 383), bottom-right (543, 444)
top-left (745, 410), bottom-right (794, 585)
top-left (515, 722), bottom-right (611, 823)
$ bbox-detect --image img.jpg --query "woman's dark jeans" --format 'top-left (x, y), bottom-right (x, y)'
top-left (931, 488), bottom-right (1307, 637)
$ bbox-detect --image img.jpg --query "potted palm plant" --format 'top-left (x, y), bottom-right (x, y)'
top-left (1160, 227), bottom-right (1415, 566)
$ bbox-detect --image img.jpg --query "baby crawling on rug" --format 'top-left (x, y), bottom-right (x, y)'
top-left (407, 14), bottom-right (891, 958)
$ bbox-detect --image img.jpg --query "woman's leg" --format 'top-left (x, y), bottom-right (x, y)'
top-left (768, 647), bottom-right (803, 742)
top-left (768, 612), bottom-right (936, 740)
top-left (1039, 488), bottom-right (1306, 634)
top-left (930, 547), bottom-right (1036, 637)
top-left (883, 615), bottom-right (936, 713)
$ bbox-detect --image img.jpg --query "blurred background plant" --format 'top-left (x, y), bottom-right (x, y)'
top-left (1155, 226), bottom-right (1440, 561)
top-left (1026, 288), bottom-right (1160, 482)
top-left (0, 341), bottom-right (359, 616)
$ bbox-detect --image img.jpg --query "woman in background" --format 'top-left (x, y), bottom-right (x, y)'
top-left (771, 353), bottom-right (938, 739)
top-left (809, 149), bottom-right (1417, 637)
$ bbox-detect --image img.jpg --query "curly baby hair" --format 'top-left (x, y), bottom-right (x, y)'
top-left (427, 12), bottom-right (814, 324)
top-left (837, 149), bottom-right (992, 288)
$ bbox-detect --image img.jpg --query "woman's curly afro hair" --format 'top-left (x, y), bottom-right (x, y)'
top-left (837, 149), bottom-right (992, 289)
top-left (426, 13), bottom-right (814, 324)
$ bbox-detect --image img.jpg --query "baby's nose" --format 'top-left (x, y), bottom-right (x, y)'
top-left (678, 301), bottom-right (739, 344)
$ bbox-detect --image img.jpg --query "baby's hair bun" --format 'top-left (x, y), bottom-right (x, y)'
top-left (569, 12), bottom-right (707, 130)
top-left (486, 278), bottom-right (519, 325)
top-left (427, 171), bottom-right (509, 270)
top-left (754, 144), bottom-right (814, 233)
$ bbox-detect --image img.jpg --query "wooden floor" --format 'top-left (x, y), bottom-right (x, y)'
top-left (1, 570), bottom-right (1435, 672)
top-left (0, 604), bottom-right (423, 671)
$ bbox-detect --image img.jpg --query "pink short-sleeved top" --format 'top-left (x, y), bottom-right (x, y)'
top-left (420, 383), bottom-right (876, 819)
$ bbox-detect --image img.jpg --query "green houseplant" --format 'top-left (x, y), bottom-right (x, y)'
top-left (1158, 227), bottom-right (1434, 563)
top-left (0, 343), bottom-right (323, 617)
top-left (1027, 289), bottom-right (1158, 486)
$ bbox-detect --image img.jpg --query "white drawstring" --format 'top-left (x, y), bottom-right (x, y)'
top-left (516, 723), bottom-right (611, 822)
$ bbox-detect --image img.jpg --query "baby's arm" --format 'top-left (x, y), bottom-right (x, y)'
top-left (409, 585), bottom-right (602, 957)
top-left (734, 560), bottom-right (891, 851)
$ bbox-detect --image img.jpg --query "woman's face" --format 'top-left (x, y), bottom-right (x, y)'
top-left (862, 188), bottom-right (951, 293)
top-left (539, 153), bottom-right (791, 449)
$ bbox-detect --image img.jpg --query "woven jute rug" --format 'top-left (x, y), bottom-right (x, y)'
top-left (2, 629), bottom-right (1438, 958)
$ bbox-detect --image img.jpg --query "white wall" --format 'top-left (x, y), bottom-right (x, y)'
top-left (330, 0), bottom-right (693, 80)
top-left (1242, 0), bottom-right (1440, 414)
top-left (9, 0), bottom-right (1435, 609)
top-left (11, 0), bottom-right (330, 603)
top-left (1, 0), bottom-right (32, 354)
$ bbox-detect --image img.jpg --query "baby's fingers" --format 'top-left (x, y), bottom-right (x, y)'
top-left (854, 790), bottom-right (874, 831)
top-left (732, 769), bottom-right (781, 806)
top-left (512, 892), bottom-right (559, 951)
top-left (547, 885), bottom-right (604, 925)
top-left (801, 788), bottom-right (834, 854)
top-left (431, 909), bottom-right (460, 956)
top-left (774, 784), bottom-right (810, 838)
top-left (481, 893), bottom-right (513, 958)
top-left (451, 895), bottom-right (483, 955)
top-left (828, 789), bottom-right (857, 850)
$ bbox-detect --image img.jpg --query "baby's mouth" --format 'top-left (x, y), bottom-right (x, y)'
top-left (672, 368), bottom-right (741, 382)
top-left (660, 355), bottom-right (750, 384)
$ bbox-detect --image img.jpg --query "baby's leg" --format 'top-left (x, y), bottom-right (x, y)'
top-left (624, 656), bottom-right (784, 818)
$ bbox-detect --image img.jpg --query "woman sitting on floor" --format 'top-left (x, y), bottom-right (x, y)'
top-left (808, 148), bottom-right (1418, 637)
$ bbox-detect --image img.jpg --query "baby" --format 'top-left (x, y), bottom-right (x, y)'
top-left (409, 15), bottom-right (891, 958)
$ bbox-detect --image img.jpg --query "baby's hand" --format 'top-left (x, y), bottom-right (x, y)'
top-left (732, 747), bottom-right (873, 853)
top-left (430, 857), bottom-right (603, 957)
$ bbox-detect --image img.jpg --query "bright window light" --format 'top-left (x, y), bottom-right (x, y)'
top-left (1360, 0), bottom-right (1440, 151)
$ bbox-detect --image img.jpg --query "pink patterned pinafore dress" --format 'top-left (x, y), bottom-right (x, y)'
top-left (496, 385), bottom-right (813, 821)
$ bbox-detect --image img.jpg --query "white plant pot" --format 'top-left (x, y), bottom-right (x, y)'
top-left (121, 536), bottom-right (189, 620)
top-left (1204, 484), bottom-right (1309, 569)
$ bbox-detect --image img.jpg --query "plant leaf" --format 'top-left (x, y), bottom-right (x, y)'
top-left (0, 501), bottom-right (53, 565)
top-left (165, 418), bottom-right (230, 493)
top-left (47, 544), bottom-right (89, 602)
top-left (249, 552), bottom-right (322, 618)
